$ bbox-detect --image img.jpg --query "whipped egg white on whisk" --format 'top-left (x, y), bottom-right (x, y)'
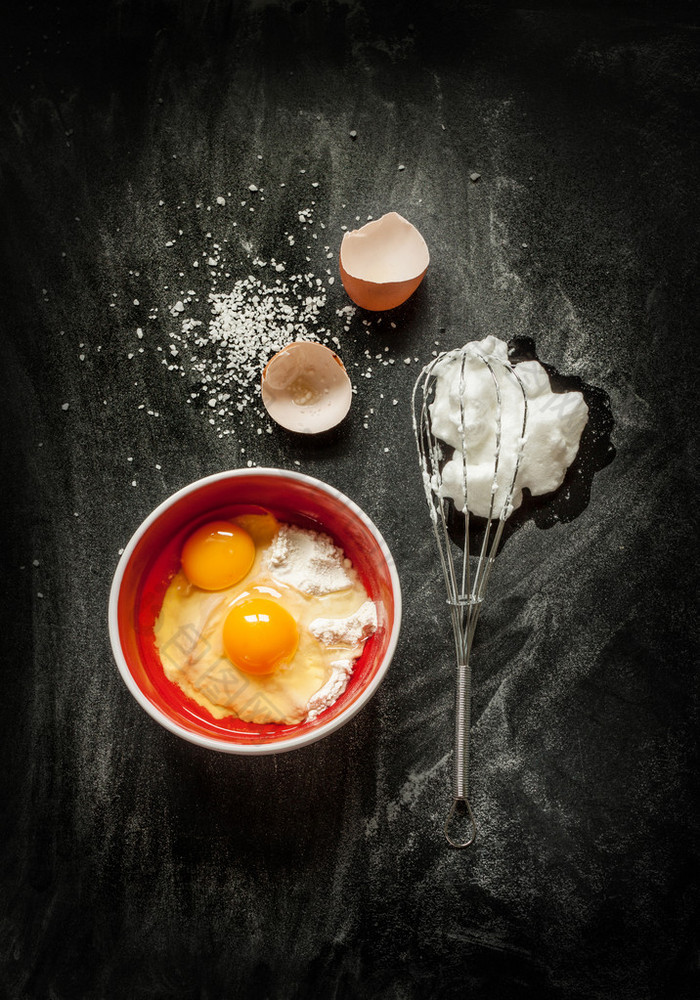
top-left (428, 335), bottom-right (588, 518)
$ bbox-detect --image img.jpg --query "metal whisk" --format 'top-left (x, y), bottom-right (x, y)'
top-left (412, 341), bottom-right (529, 848)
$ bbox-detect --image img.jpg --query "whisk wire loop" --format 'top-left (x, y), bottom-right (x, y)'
top-left (457, 352), bottom-right (471, 602)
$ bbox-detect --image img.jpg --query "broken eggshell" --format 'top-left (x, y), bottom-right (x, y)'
top-left (261, 341), bottom-right (353, 434)
top-left (339, 211), bottom-right (429, 311)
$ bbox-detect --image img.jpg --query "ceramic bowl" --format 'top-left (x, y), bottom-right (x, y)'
top-left (108, 468), bottom-right (401, 754)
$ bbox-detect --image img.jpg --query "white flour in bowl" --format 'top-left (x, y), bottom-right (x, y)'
top-left (265, 523), bottom-right (355, 596)
top-left (264, 524), bottom-right (378, 720)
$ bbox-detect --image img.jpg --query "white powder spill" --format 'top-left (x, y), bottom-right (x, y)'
top-left (145, 192), bottom-right (399, 435)
top-left (98, 186), bottom-right (429, 440)
top-left (383, 753), bottom-right (450, 826)
top-left (171, 272), bottom-right (333, 434)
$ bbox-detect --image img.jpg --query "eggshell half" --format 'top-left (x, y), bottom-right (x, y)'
top-left (339, 211), bottom-right (429, 311)
top-left (261, 341), bottom-right (352, 434)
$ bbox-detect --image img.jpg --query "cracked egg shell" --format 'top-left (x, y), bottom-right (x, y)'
top-left (339, 211), bottom-right (429, 311)
top-left (261, 341), bottom-right (352, 434)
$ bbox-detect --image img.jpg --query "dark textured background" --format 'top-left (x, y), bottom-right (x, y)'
top-left (1, 2), bottom-right (698, 998)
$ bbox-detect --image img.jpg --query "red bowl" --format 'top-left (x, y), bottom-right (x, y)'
top-left (108, 468), bottom-right (401, 754)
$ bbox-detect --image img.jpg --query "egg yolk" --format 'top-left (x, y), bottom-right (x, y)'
top-left (181, 520), bottom-right (255, 591)
top-left (223, 598), bottom-right (299, 676)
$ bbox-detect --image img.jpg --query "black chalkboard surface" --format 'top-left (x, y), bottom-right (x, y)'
top-left (1, 2), bottom-right (698, 998)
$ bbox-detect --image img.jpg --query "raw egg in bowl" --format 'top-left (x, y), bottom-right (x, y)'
top-left (108, 469), bottom-right (401, 754)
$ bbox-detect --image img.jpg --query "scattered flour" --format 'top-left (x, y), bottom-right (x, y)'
top-left (98, 186), bottom-right (426, 445)
top-left (172, 273), bottom-right (330, 433)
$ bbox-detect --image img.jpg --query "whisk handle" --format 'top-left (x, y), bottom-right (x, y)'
top-left (453, 660), bottom-right (472, 798)
top-left (444, 660), bottom-right (477, 848)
